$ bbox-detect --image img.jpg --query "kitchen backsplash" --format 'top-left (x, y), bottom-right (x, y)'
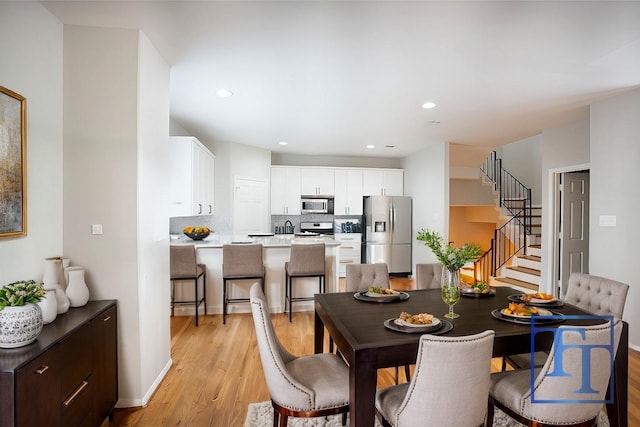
top-left (169, 214), bottom-right (230, 235)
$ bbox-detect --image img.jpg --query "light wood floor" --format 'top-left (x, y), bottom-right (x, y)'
top-left (111, 279), bottom-right (640, 427)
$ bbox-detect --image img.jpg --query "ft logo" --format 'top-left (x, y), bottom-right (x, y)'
top-left (530, 315), bottom-right (615, 404)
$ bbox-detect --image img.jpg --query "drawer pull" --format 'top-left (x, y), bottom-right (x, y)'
top-left (63, 381), bottom-right (89, 406)
top-left (35, 365), bottom-right (49, 375)
top-left (102, 315), bottom-right (112, 322)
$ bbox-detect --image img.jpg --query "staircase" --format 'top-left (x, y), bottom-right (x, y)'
top-left (492, 206), bottom-right (541, 292)
top-left (471, 151), bottom-right (541, 293)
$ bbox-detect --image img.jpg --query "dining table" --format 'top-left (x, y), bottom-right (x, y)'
top-left (314, 286), bottom-right (629, 427)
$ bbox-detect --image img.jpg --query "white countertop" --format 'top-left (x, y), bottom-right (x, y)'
top-left (170, 233), bottom-right (340, 248)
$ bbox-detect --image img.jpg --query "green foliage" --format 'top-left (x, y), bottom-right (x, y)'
top-left (0, 280), bottom-right (46, 310)
top-left (416, 229), bottom-right (483, 271)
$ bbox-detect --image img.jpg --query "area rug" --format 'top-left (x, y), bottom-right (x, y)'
top-left (244, 401), bottom-right (610, 427)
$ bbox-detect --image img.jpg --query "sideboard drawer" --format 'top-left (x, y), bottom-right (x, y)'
top-left (16, 346), bottom-right (61, 427)
top-left (60, 322), bottom-right (91, 400)
top-left (62, 376), bottom-right (93, 427)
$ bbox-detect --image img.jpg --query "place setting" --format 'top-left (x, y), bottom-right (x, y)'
top-left (460, 282), bottom-right (496, 298)
top-left (491, 302), bottom-right (565, 325)
top-left (507, 292), bottom-right (564, 307)
top-left (353, 286), bottom-right (410, 303)
top-left (384, 311), bottom-right (454, 335)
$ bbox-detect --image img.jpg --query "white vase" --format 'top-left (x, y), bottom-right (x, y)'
top-left (43, 258), bottom-right (61, 289)
top-left (55, 284), bottom-right (70, 314)
top-left (64, 266), bottom-right (83, 289)
top-left (66, 268), bottom-right (90, 307)
top-left (0, 303), bottom-right (44, 348)
top-left (37, 289), bottom-right (58, 324)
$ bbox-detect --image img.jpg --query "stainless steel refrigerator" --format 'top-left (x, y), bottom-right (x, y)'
top-left (363, 196), bottom-right (412, 275)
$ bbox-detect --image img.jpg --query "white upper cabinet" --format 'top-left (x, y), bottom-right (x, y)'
top-left (334, 169), bottom-right (364, 215)
top-left (301, 168), bottom-right (335, 195)
top-left (169, 136), bottom-right (215, 217)
top-left (362, 169), bottom-right (404, 196)
top-left (270, 166), bottom-right (301, 215)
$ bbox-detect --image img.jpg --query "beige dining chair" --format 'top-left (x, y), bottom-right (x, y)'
top-left (285, 243), bottom-right (326, 322)
top-left (504, 272), bottom-right (629, 370)
top-left (415, 262), bottom-right (443, 290)
top-left (488, 319), bottom-right (623, 427)
top-left (375, 330), bottom-right (495, 427)
top-left (249, 283), bottom-right (350, 426)
top-left (345, 263), bottom-right (390, 292)
top-left (170, 245), bottom-right (206, 326)
top-left (222, 243), bottom-right (265, 324)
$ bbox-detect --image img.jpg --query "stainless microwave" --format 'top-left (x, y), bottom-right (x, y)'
top-left (301, 197), bottom-right (334, 214)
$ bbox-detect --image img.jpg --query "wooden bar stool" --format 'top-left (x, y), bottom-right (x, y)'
top-left (170, 245), bottom-right (207, 326)
top-left (222, 243), bottom-right (265, 324)
top-left (285, 243), bottom-right (325, 322)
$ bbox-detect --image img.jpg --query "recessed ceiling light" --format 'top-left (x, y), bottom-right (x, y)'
top-left (216, 89), bottom-right (233, 98)
top-left (279, 141), bottom-right (288, 146)
top-left (421, 101), bottom-right (436, 109)
top-left (366, 144), bottom-right (375, 149)
top-left (385, 145), bottom-right (396, 148)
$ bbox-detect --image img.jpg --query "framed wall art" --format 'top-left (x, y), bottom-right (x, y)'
top-left (0, 85), bottom-right (27, 238)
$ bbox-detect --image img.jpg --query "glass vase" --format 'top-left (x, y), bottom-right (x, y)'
top-left (441, 268), bottom-right (461, 319)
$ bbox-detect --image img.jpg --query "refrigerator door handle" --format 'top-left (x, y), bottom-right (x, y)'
top-left (390, 203), bottom-right (395, 239)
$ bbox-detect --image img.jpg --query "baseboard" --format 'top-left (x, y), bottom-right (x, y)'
top-left (115, 357), bottom-right (173, 408)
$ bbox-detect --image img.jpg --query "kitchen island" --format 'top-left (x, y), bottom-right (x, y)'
top-left (170, 234), bottom-right (341, 318)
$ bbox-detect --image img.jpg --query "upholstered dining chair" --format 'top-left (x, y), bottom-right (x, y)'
top-left (503, 272), bottom-right (629, 370)
top-left (249, 283), bottom-right (350, 427)
top-left (375, 330), bottom-right (495, 427)
top-left (415, 262), bottom-right (443, 290)
top-left (345, 263), bottom-right (390, 292)
top-left (488, 319), bottom-right (623, 427)
top-left (285, 243), bottom-right (326, 322)
top-left (222, 243), bottom-right (265, 324)
top-left (170, 245), bottom-right (206, 326)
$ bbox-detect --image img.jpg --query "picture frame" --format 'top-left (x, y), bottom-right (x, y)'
top-left (0, 85), bottom-right (27, 238)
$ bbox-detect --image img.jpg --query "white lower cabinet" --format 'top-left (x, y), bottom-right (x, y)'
top-left (335, 233), bottom-right (362, 278)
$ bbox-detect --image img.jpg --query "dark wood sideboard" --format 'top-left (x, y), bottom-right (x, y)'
top-left (0, 300), bottom-right (118, 427)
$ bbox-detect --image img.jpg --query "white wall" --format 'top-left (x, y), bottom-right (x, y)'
top-left (64, 25), bottom-right (171, 406)
top-left (590, 89), bottom-right (640, 349)
top-left (540, 119), bottom-right (590, 292)
top-left (499, 135), bottom-right (542, 204)
top-left (136, 32), bottom-right (172, 403)
top-left (0, 2), bottom-right (63, 283)
top-left (272, 153), bottom-right (402, 168)
top-left (402, 142), bottom-right (448, 272)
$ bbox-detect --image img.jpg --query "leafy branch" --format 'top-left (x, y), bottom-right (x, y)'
top-left (416, 229), bottom-right (483, 271)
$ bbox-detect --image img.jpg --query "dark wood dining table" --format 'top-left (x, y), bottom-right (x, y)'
top-left (314, 286), bottom-right (629, 427)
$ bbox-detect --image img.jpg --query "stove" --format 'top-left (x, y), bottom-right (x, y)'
top-left (299, 221), bottom-right (334, 236)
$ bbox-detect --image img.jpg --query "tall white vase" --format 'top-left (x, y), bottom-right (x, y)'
top-left (43, 258), bottom-right (60, 289)
top-left (66, 268), bottom-right (90, 307)
top-left (55, 284), bottom-right (70, 314)
top-left (37, 289), bottom-right (58, 324)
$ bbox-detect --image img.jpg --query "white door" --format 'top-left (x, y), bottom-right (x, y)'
top-left (234, 177), bottom-right (269, 236)
top-left (560, 171), bottom-right (590, 294)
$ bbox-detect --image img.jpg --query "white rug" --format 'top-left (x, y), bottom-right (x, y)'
top-left (244, 401), bottom-right (610, 427)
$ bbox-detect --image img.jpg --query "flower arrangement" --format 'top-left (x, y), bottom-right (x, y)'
top-left (416, 229), bottom-right (483, 271)
top-left (0, 280), bottom-right (46, 311)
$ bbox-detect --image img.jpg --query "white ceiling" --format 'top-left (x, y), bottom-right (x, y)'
top-left (42, 1), bottom-right (640, 158)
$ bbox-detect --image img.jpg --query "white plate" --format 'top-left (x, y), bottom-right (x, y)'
top-left (394, 317), bottom-right (441, 328)
top-left (500, 307), bottom-right (552, 319)
top-left (528, 297), bottom-right (557, 304)
top-left (365, 290), bottom-right (400, 298)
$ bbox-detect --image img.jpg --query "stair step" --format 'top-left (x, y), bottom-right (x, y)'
top-left (529, 244), bottom-right (541, 249)
top-left (493, 277), bottom-right (539, 292)
top-left (506, 266), bottom-right (541, 276)
top-left (519, 255), bottom-right (541, 262)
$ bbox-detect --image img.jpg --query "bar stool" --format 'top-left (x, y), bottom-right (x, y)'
top-left (170, 245), bottom-right (207, 326)
top-left (285, 243), bottom-right (325, 322)
top-left (222, 243), bottom-right (265, 324)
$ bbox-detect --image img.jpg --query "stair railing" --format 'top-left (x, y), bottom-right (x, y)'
top-left (474, 151), bottom-right (532, 283)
